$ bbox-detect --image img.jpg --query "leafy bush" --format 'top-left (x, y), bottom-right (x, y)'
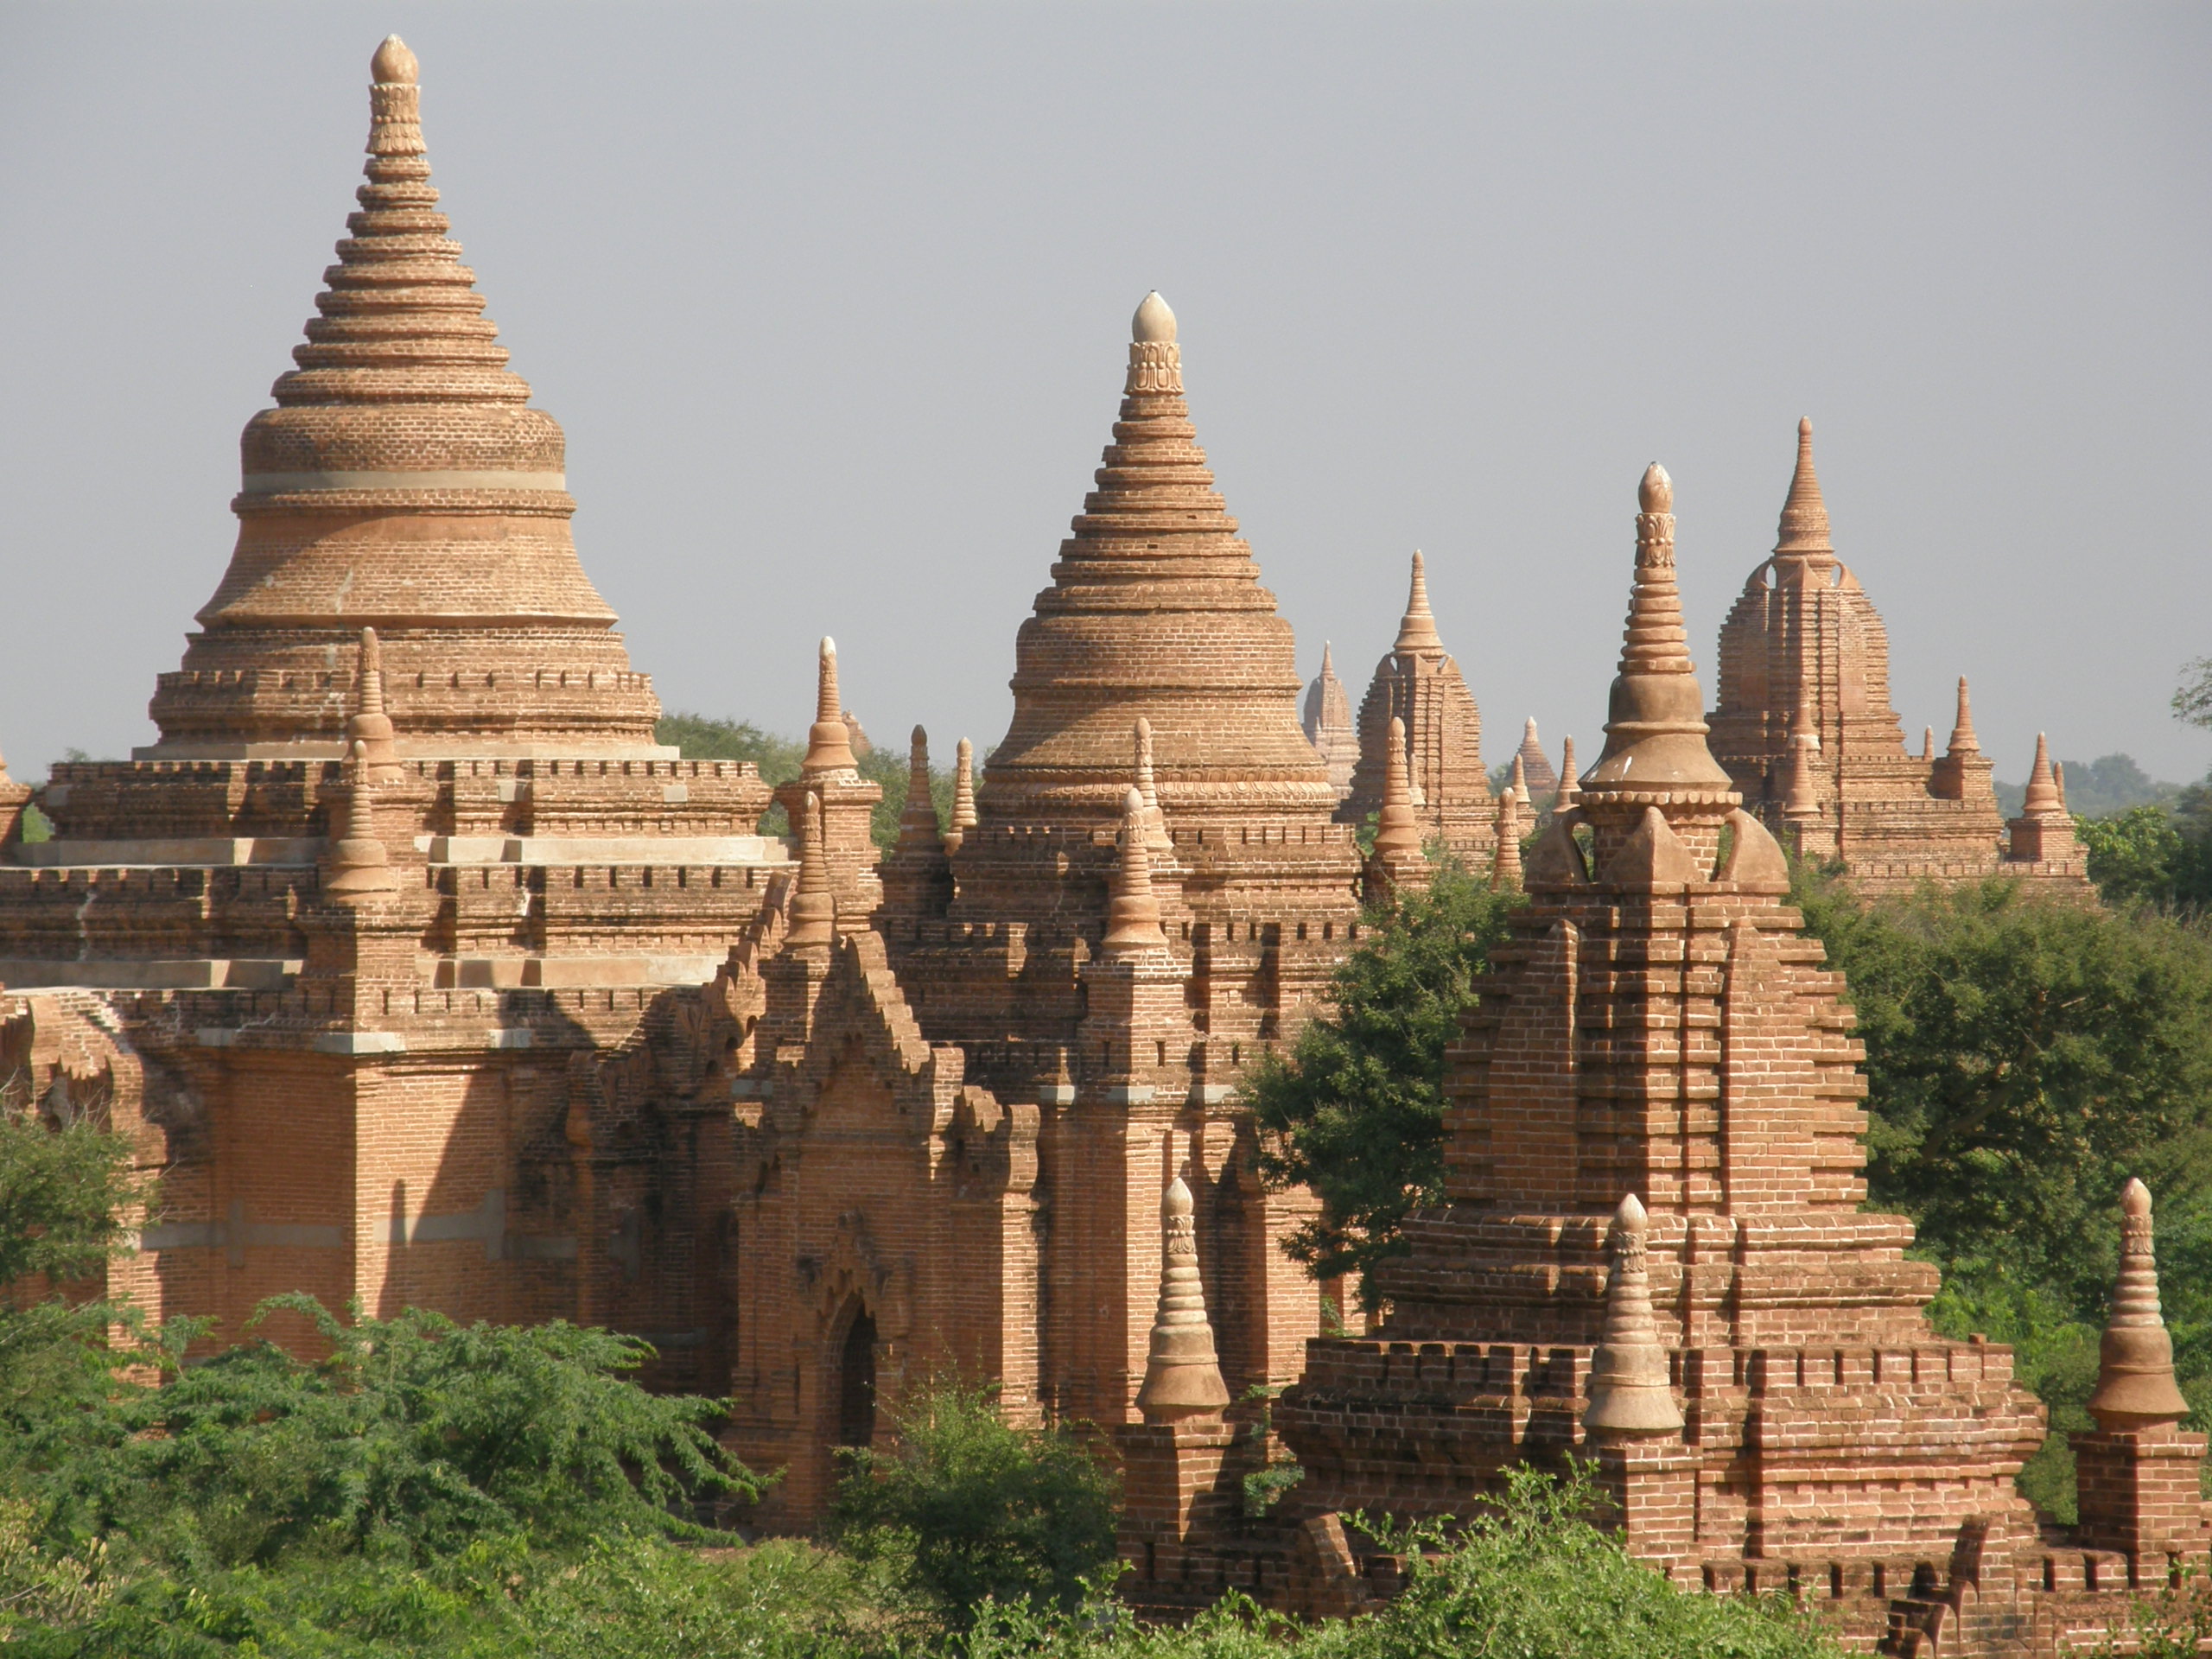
top-left (23, 1296), bottom-right (757, 1571)
top-left (1248, 868), bottom-right (1522, 1296)
top-left (828, 1382), bottom-right (1118, 1628)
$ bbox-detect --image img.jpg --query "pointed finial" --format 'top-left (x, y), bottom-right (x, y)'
top-left (1127, 292), bottom-right (1183, 394)
top-left (1583, 1193), bottom-right (1684, 1436)
top-left (1946, 677), bottom-right (1980, 756)
top-left (1320, 641), bottom-right (1335, 677)
top-left (1394, 552), bottom-right (1445, 653)
top-left (346, 626), bottom-right (403, 782)
top-left (1783, 694), bottom-right (1821, 823)
top-left (1923, 725), bottom-right (1936, 761)
top-left (1372, 716), bottom-right (1422, 856)
top-left (1554, 735), bottom-right (1580, 810)
top-left (803, 637), bottom-right (860, 774)
top-left (2085, 1179), bottom-right (2191, 1431)
top-left (1133, 719), bottom-right (1172, 852)
top-left (2022, 733), bottom-right (2062, 816)
top-left (372, 35), bottom-right (419, 86)
top-left (326, 741), bottom-right (398, 899)
top-left (1775, 416), bottom-right (1834, 558)
top-left (945, 737), bottom-right (978, 854)
top-left (1509, 752), bottom-right (1529, 803)
top-left (1133, 291), bottom-right (1178, 344)
top-left (1525, 715), bottom-right (1540, 743)
top-left (2053, 760), bottom-right (2068, 810)
top-left (1136, 1170), bottom-right (1230, 1422)
top-left (1583, 464), bottom-right (1737, 798)
top-left (1491, 788), bottom-right (1523, 893)
top-left (1103, 787), bottom-right (1168, 957)
top-left (893, 726), bottom-right (944, 854)
top-left (787, 790), bottom-right (836, 946)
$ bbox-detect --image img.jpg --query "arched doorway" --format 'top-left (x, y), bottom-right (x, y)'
top-left (836, 1307), bottom-right (877, 1450)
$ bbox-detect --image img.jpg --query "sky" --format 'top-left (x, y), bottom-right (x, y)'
top-left (3, 3), bottom-right (2208, 785)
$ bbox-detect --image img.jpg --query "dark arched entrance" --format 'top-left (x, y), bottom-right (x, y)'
top-left (836, 1309), bottom-right (877, 1450)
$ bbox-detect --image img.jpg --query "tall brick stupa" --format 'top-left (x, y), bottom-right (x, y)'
top-left (1272, 465), bottom-right (2162, 1652)
top-left (0, 39), bottom-right (787, 1352)
top-left (1340, 553), bottom-right (1494, 867)
top-left (1708, 419), bottom-right (2086, 892)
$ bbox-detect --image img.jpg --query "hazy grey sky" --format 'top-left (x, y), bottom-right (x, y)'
top-left (4, 3), bottom-right (2208, 784)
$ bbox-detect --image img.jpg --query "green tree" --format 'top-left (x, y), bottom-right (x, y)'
top-left (1248, 868), bottom-right (1523, 1294)
top-left (827, 1382), bottom-right (1118, 1630)
top-left (24, 1296), bottom-right (758, 1571)
top-left (1796, 871), bottom-right (2212, 1310)
top-left (2174, 658), bottom-right (2212, 731)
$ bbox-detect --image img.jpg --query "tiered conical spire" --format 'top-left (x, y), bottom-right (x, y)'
top-left (1583, 1194), bottom-right (1685, 1435)
top-left (1947, 677), bottom-right (1981, 755)
top-left (1491, 788), bottom-right (1522, 893)
top-left (148, 35), bottom-right (654, 757)
top-left (2085, 1179), bottom-right (2191, 1431)
top-left (347, 627), bottom-right (403, 781)
top-left (1554, 734), bottom-right (1580, 810)
top-left (1514, 717), bottom-right (1559, 796)
top-left (1394, 553), bottom-right (1445, 654)
top-left (1102, 788), bottom-right (1168, 957)
top-left (982, 293), bottom-right (1333, 825)
top-left (2022, 733), bottom-right (2062, 816)
top-left (1133, 719), bottom-right (1172, 852)
top-left (1773, 417), bottom-right (1836, 562)
top-left (787, 791), bottom-right (836, 946)
top-left (804, 639), bottom-right (860, 775)
top-left (946, 739), bottom-right (978, 853)
top-left (1135, 1172), bottom-right (1231, 1421)
top-left (894, 728), bottom-right (943, 854)
top-left (1581, 466), bottom-right (1739, 798)
top-left (1371, 717), bottom-right (1421, 857)
top-left (325, 741), bottom-right (398, 899)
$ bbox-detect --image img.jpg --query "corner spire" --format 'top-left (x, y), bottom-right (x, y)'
top-left (1583, 1193), bottom-right (1684, 1436)
top-left (1581, 465), bottom-right (1738, 799)
top-left (1134, 719), bottom-right (1172, 852)
top-left (1783, 691), bottom-right (1821, 823)
top-left (325, 741), bottom-right (398, 899)
top-left (1103, 787), bottom-right (1168, 957)
top-left (1946, 677), bottom-right (1980, 756)
top-left (1394, 552), bottom-right (1444, 654)
top-left (945, 738), bottom-right (978, 853)
top-left (894, 727), bottom-right (943, 854)
top-left (347, 627), bottom-right (402, 782)
top-left (1554, 734), bottom-right (1580, 810)
top-left (786, 790), bottom-right (836, 947)
top-left (1774, 416), bottom-right (1835, 559)
top-left (1372, 717), bottom-right (1421, 857)
top-left (2022, 733), bottom-right (2062, 816)
top-left (2085, 1179), bottom-right (2191, 1431)
top-left (1491, 788), bottom-right (1522, 893)
top-left (803, 637), bottom-right (860, 774)
top-left (1135, 1171), bottom-right (1230, 1421)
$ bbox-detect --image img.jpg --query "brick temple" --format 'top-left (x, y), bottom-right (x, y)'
top-left (1265, 467), bottom-right (2200, 1655)
top-left (1708, 420), bottom-right (2087, 893)
top-left (0, 35), bottom-right (2178, 1655)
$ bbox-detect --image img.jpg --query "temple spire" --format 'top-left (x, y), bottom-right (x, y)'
top-left (786, 791), bottom-right (836, 946)
top-left (1491, 788), bottom-right (1522, 893)
top-left (347, 627), bottom-right (402, 782)
top-left (1134, 719), bottom-right (1172, 852)
top-left (1103, 787), bottom-right (1168, 957)
top-left (893, 727), bottom-right (942, 855)
top-left (1774, 417), bottom-right (1835, 560)
top-left (803, 638), bottom-right (860, 775)
top-left (1372, 717), bottom-right (1421, 857)
top-left (1783, 691), bottom-right (1821, 823)
top-left (1394, 552), bottom-right (1444, 654)
top-left (1554, 735), bottom-right (1580, 810)
top-left (1583, 1194), bottom-right (1684, 1435)
top-left (326, 741), bottom-right (397, 899)
top-left (2022, 733), bottom-right (2062, 816)
top-left (2085, 1179), bottom-right (2191, 1431)
top-left (1581, 465), bottom-right (1738, 798)
top-left (1946, 677), bottom-right (1980, 756)
top-left (1135, 1169), bottom-right (1230, 1421)
top-left (946, 738), bottom-right (978, 853)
